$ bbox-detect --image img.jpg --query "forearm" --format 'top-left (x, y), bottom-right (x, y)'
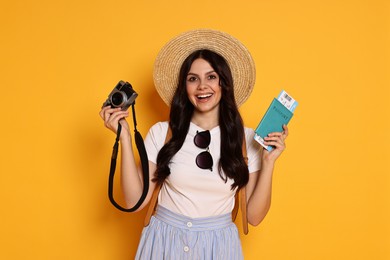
top-left (119, 134), bottom-right (144, 208)
top-left (247, 162), bottom-right (275, 226)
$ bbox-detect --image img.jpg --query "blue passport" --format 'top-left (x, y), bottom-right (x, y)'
top-left (254, 96), bottom-right (295, 151)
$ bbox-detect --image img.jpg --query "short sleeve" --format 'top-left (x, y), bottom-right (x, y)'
top-left (144, 121), bottom-right (169, 164)
top-left (244, 127), bottom-right (262, 173)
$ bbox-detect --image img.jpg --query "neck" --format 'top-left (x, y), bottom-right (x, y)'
top-left (191, 110), bottom-right (219, 130)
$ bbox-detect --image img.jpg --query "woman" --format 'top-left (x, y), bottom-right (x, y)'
top-left (100, 29), bottom-right (288, 259)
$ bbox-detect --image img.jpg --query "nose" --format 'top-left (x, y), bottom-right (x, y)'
top-left (196, 79), bottom-right (208, 90)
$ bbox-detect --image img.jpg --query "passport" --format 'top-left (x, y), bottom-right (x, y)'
top-left (254, 90), bottom-right (297, 151)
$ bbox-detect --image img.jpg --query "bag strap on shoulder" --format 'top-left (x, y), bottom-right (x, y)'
top-left (232, 136), bottom-right (249, 234)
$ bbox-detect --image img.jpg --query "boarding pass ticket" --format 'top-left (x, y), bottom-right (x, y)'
top-left (277, 90), bottom-right (298, 112)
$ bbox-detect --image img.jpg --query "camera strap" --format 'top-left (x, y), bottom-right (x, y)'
top-left (108, 103), bottom-right (149, 212)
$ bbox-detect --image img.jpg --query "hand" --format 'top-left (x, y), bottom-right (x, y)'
top-left (99, 106), bottom-right (131, 140)
top-left (262, 125), bottom-right (289, 163)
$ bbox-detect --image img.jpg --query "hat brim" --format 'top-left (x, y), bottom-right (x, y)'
top-left (153, 29), bottom-right (256, 107)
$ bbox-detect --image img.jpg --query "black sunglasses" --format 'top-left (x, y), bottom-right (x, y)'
top-left (194, 130), bottom-right (213, 171)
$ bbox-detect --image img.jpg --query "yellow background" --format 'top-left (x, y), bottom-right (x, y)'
top-left (1, 0), bottom-right (389, 259)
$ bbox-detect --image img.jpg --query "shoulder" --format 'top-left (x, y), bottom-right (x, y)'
top-left (243, 126), bottom-right (261, 152)
top-left (146, 121), bottom-right (169, 144)
top-left (145, 121), bottom-right (169, 156)
top-left (149, 121), bottom-right (169, 133)
top-left (243, 126), bottom-right (256, 140)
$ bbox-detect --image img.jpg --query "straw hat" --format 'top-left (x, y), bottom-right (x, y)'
top-left (153, 29), bottom-right (256, 107)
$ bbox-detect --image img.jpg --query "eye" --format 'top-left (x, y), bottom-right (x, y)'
top-left (208, 74), bottom-right (218, 80)
top-left (187, 76), bottom-right (198, 82)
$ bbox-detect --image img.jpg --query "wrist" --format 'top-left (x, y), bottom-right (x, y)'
top-left (120, 130), bottom-right (131, 143)
top-left (261, 159), bottom-right (275, 172)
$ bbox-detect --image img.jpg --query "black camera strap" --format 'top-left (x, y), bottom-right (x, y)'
top-left (108, 103), bottom-right (149, 212)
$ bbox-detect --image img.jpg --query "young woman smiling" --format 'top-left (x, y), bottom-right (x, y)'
top-left (100, 29), bottom-right (289, 259)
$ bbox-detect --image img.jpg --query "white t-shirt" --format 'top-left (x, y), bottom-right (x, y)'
top-left (144, 121), bottom-right (262, 218)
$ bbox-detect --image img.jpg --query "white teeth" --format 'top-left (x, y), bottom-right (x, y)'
top-left (197, 94), bottom-right (212, 99)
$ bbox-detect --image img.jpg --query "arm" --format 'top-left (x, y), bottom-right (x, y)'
top-left (246, 125), bottom-right (289, 226)
top-left (100, 106), bottom-right (156, 211)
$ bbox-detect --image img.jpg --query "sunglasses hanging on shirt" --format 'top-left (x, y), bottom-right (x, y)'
top-left (194, 130), bottom-right (213, 171)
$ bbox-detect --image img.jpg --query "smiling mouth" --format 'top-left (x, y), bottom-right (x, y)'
top-left (197, 94), bottom-right (213, 100)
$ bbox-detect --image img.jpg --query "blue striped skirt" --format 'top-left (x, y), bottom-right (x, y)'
top-left (135, 206), bottom-right (243, 259)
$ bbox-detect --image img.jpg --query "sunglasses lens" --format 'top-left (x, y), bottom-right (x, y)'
top-left (194, 130), bottom-right (211, 149)
top-left (195, 151), bottom-right (213, 170)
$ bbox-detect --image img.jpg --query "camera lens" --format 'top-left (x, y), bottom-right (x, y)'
top-left (111, 92), bottom-right (125, 107)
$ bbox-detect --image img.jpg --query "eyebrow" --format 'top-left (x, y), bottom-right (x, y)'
top-left (187, 70), bottom-right (216, 76)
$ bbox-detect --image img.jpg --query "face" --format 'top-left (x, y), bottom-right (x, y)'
top-left (186, 58), bottom-right (222, 115)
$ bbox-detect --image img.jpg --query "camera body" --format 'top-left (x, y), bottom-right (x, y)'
top-left (103, 81), bottom-right (138, 111)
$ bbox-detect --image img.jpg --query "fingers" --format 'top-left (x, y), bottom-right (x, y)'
top-left (100, 106), bottom-right (114, 119)
top-left (106, 111), bottom-right (129, 125)
top-left (264, 125), bottom-right (289, 150)
top-left (100, 106), bottom-right (129, 130)
top-left (263, 135), bottom-right (285, 150)
top-left (100, 106), bottom-right (120, 122)
top-left (282, 124), bottom-right (289, 140)
top-left (267, 125), bottom-right (289, 141)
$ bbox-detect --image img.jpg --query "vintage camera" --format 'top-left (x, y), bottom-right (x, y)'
top-left (103, 81), bottom-right (138, 111)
